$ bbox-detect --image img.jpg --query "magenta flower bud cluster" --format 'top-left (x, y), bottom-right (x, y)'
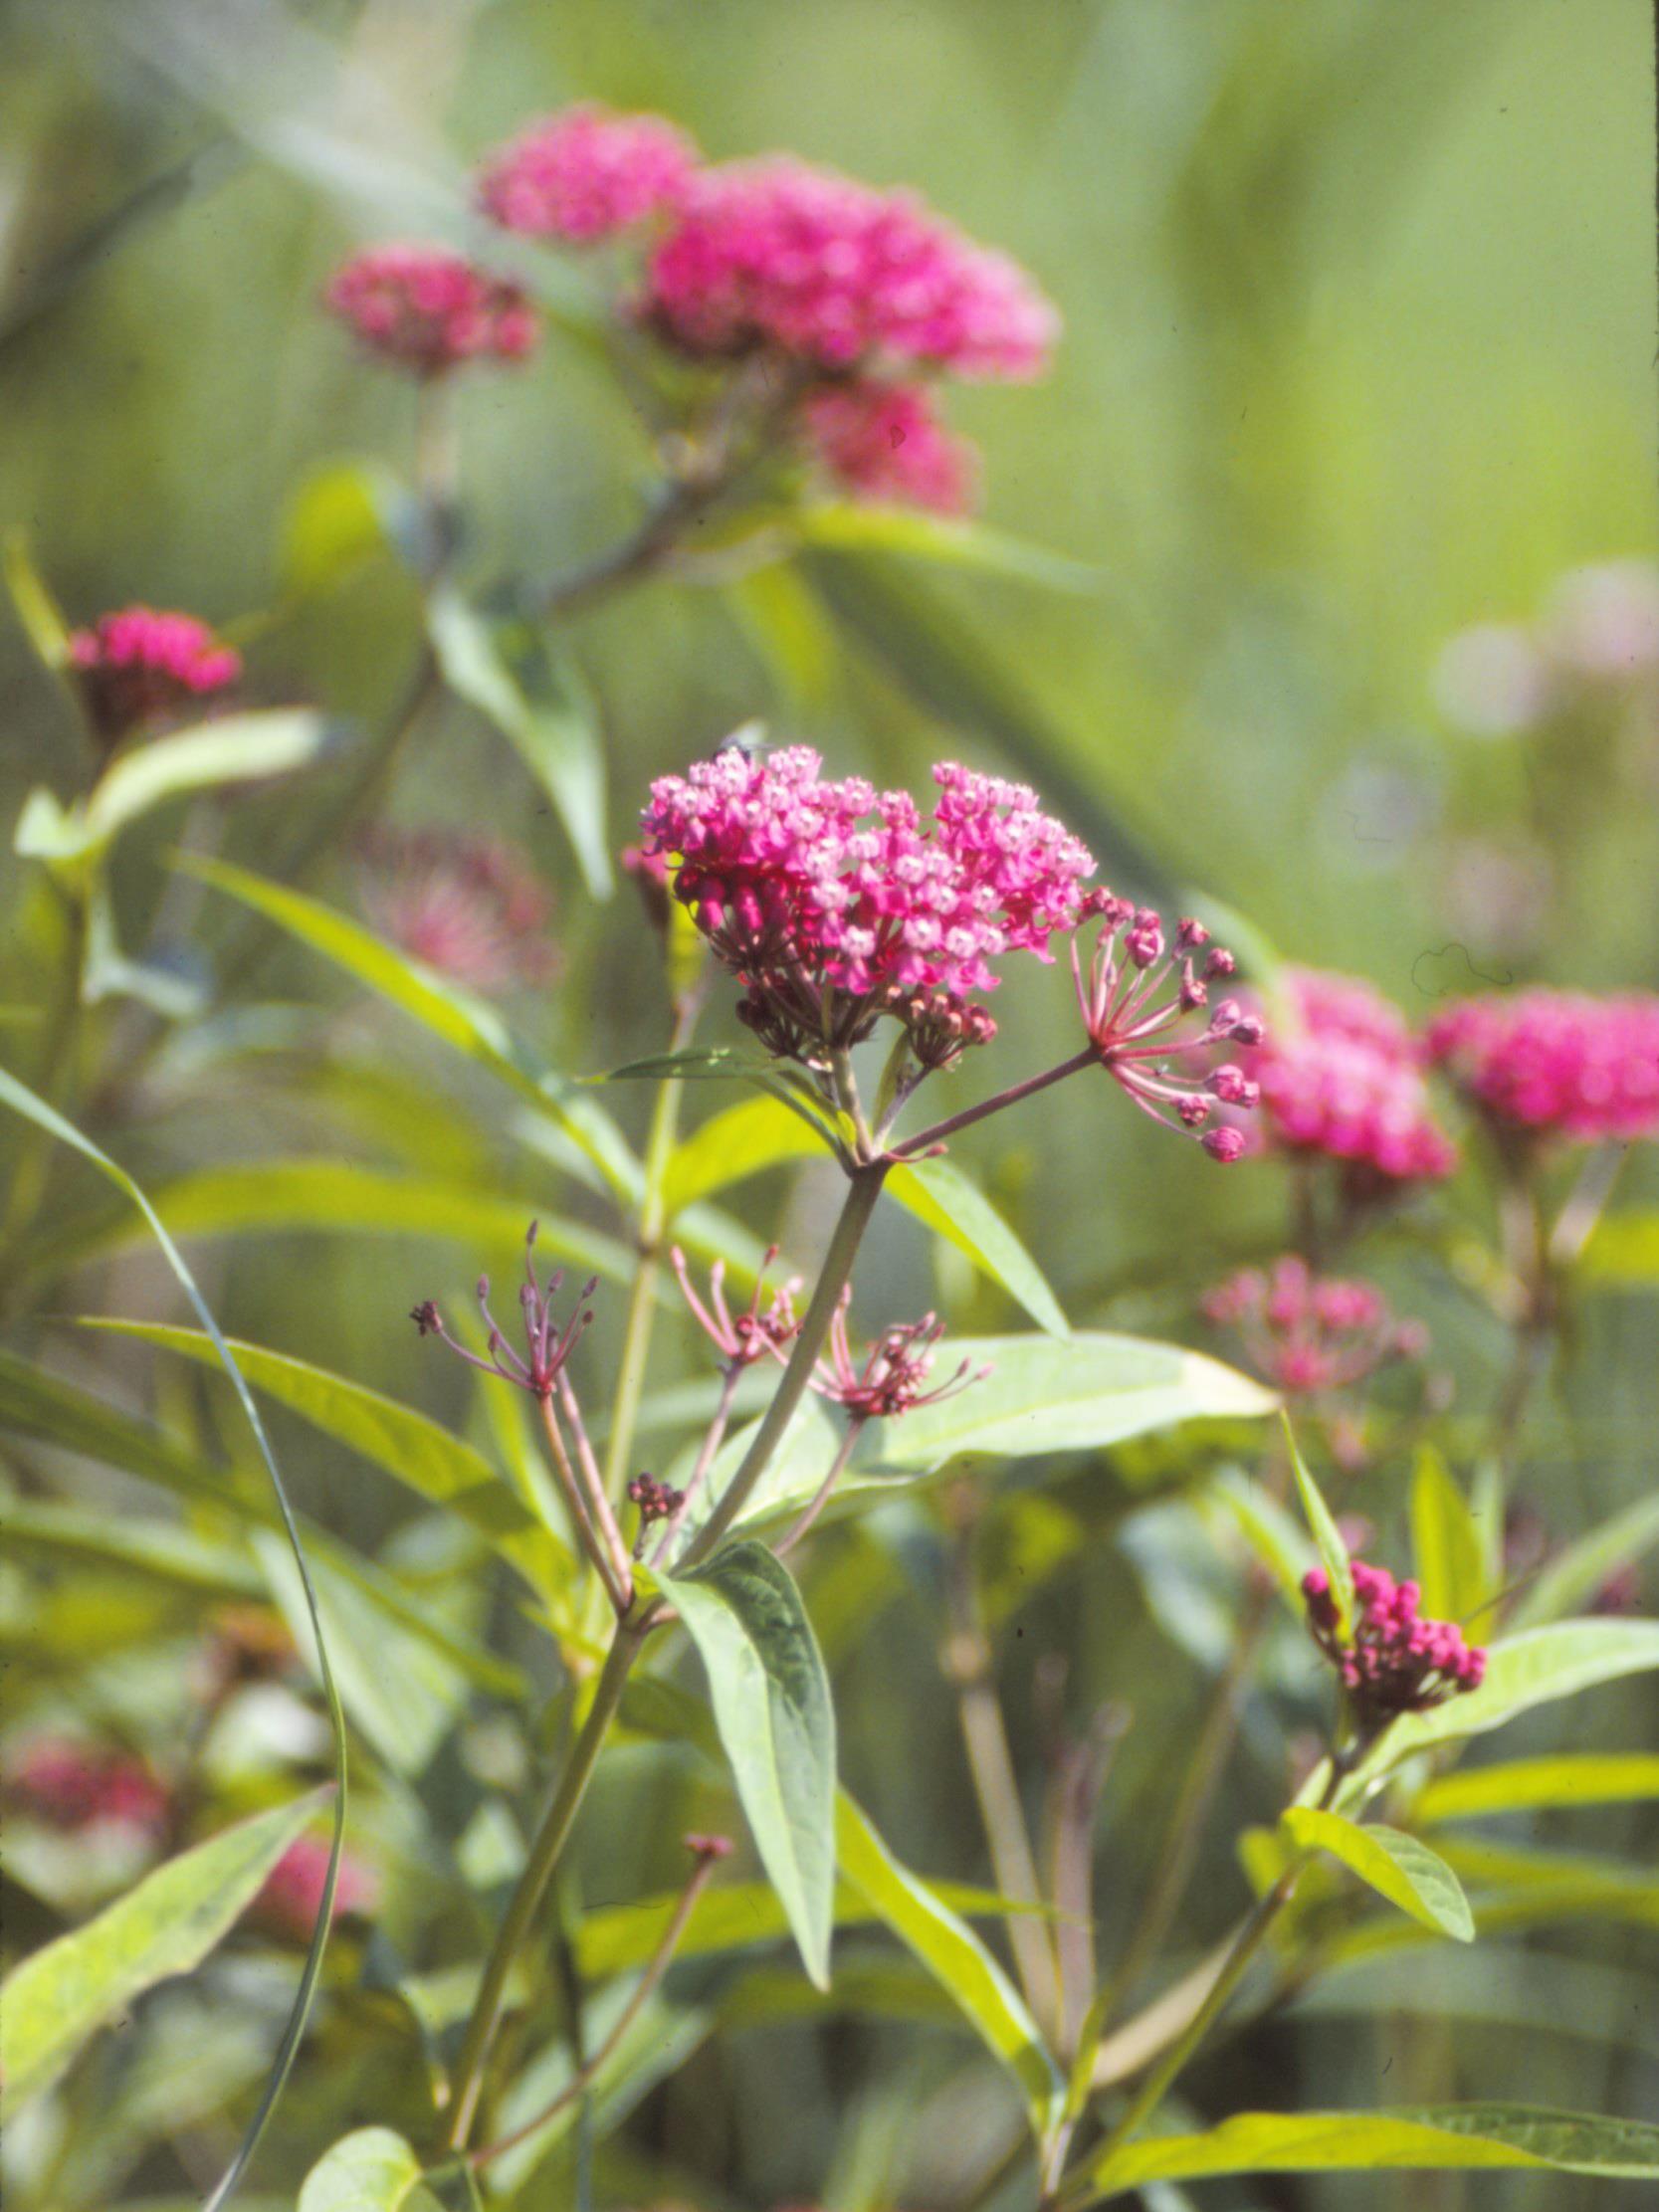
top-left (672, 1245), bottom-right (803, 1369)
top-left (68, 605), bottom-right (241, 743)
top-left (324, 245), bottom-right (537, 378)
top-left (1203, 1256), bottom-right (1428, 1397)
top-left (812, 1295), bottom-right (986, 1421)
top-left (1244, 968), bottom-right (1458, 1190)
top-left (357, 824), bottom-right (558, 994)
top-left (1302, 1561), bottom-right (1486, 1735)
top-left (641, 747), bottom-right (1094, 1071)
top-left (1424, 988), bottom-right (1659, 1147)
top-left (628, 1473), bottom-right (686, 1525)
top-left (1071, 896), bottom-right (1257, 1160)
top-left (478, 104), bottom-right (697, 243)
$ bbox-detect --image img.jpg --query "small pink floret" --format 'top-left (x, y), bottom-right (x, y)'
top-left (1424, 988), bottom-right (1659, 1146)
top-left (325, 244), bottom-right (537, 376)
top-left (801, 380), bottom-right (979, 513)
top-left (479, 104), bottom-right (698, 242)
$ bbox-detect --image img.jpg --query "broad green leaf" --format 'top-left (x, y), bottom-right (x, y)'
top-left (1078, 2105), bottom-right (1659, 2203)
top-left (857, 1331), bottom-right (1276, 1474)
top-left (836, 1793), bottom-right (1062, 2137)
top-left (43, 1157), bottom-right (638, 1289)
top-left (889, 1154), bottom-right (1068, 1338)
top-left (1415, 1752), bottom-right (1659, 1826)
top-left (1355, 1620), bottom-right (1659, 1780)
top-left (178, 854), bottom-right (638, 1200)
top-left (0, 1794), bottom-right (323, 2114)
top-left (1294, 1947), bottom-right (1659, 2060)
top-left (1582, 1208), bottom-right (1659, 1284)
top-left (657, 1542), bottom-right (836, 1988)
top-left (428, 590), bottom-right (611, 898)
top-left (1510, 1491), bottom-right (1659, 1629)
top-left (2, 1498), bottom-right (263, 1597)
top-left (4, 527), bottom-right (72, 668)
top-left (17, 714), bottom-right (340, 867)
top-left (726, 560), bottom-right (841, 709)
top-left (1282, 1411), bottom-right (1353, 1632)
top-left (792, 502), bottom-right (1103, 595)
top-left (663, 1093), bottom-right (825, 1215)
top-left (298, 2127), bottom-right (444, 2212)
top-left (1281, 1808), bottom-right (1473, 1941)
top-left (278, 461), bottom-right (407, 600)
top-left (89, 1320), bottom-right (567, 1603)
top-left (1410, 1446), bottom-right (1488, 1627)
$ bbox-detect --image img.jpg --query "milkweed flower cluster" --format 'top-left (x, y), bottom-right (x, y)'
top-left (812, 1295), bottom-right (986, 1420)
top-left (479, 104), bottom-right (697, 242)
top-left (641, 746), bottom-right (1095, 1072)
top-left (1424, 989), bottom-right (1659, 1147)
top-left (357, 824), bottom-right (557, 993)
top-left (69, 605), bottom-right (241, 743)
top-left (1244, 967), bottom-right (1458, 1191)
top-left (324, 245), bottom-right (537, 377)
top-left (255, 1833), bottom-right (379, 1943)
top-left (1072, 898), bottom-right (1258, 1161)
top-left (1202, 1257), bottom-right (1428, 1397)
top-left (412, 1224), bottom-right (596, 1401)
top-left (672, 1245), bottom-right (803, 1369)
top-left (6, 1739), bottom-right (169, 1836)
top-left (1434, 558), bottom-right (1659, 735)
top-left (1303, 1562), bottom-right (1485, 1736)
top-left (800, 380), bottom-right (977, 515)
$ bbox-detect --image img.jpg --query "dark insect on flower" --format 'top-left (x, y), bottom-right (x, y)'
top-left (1303, 1561), bottom-right (1485, 1739)
top-left (413, 1223), bottom-right (596, 1399)
top-left (811, 1296), bottom-right (988, 1421)
top-left (673, 1245), bottom-right (802, 1369)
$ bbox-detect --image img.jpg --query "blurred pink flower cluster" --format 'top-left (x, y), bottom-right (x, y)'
top-left (324, 245), bottom-right (537, 377)
top-left (799, 381), bottom-right (978, 515)
top-left (1433, 559), bottom-right (1659, 736)
top-left (356, 824), bottom-right (557, 993)
top-left (69, 605), bottom-right (241, 743)
top-left (1203, 1256), bottom-right (1427, 1397)
top-left (7, 1738), bottom-right (169, 1837)
top-left (478, 104), bottom-right (697, 242)
top-left (1425, 988), bottom-right (1659, 1146)
top-left (255, 1832), bottom-right (379, 1943)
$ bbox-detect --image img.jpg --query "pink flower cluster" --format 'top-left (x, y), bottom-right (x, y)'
top-left (69, 606), bottom-right (241, 742)
top-left (357, 824), bottom-right (557, 993)
top-left (479, 103), bottom-right (697, 242)
top-left (1424, 989), bottom-right (1659, 1146)
top-left (413, 1223), bottom-right (596, 1402)
top-left (639, 158), bottom-right (1056, 380)
top-left (800, 379), bottom-right (977, 514)
top-left (1203, 1256), bottom-right (1428, 1396)
top-left (1072, 899), bottom-right (1258, 1161)
top-left (673, 1245), bottom-right (802, 1370)
top-left (255, 1833), bottom-right (379, 1943)
top-left (1303, 1561), bottom-right (1485, 1734)
top-left (813, 1295), bottom-right (985, 1421)
top-left (640, 746), bottom-right (1095, 1068)
top-left (8, 1739), bottom-right (169, 1836)
top-left (324, 245), bottom-right (537, 377)
top-left (1245, 968), bottom-right (1458, 1190)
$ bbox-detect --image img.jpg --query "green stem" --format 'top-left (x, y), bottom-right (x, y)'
top-left (891, 1048), bottom-right (1097, 1160)
top-left (444, 1612), bottom-right (649, 2151)
top-left (680, 1160), bottom-right (889, 1565)
top-left (0, 886), bottom-right (86, 1270)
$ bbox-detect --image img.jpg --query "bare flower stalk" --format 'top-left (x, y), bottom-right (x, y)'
top-left (549, 1381), bottom-right (634, 1611)
top-left (649, 1363), bottom-right (743, 1567)
top-left (773, 1418), bottom-right (866, 1557)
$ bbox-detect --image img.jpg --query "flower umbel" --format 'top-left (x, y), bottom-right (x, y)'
top-left (68, 606), bottom-right (241, 744)
top-left (1072, 897), bottom-right (1257, 1160)
top-left (413, 1223), bottom-right (596, 1398)
top-left (357, 824), bottom-right (557, 992)
top-left (1203, 1258), bottom-right (1428, 1398)
top-left (479, 104), bottom-right (698, 243)
top-left (812, 1295), bottom-right (987, 1420)
top-left (1303, 1560), bottom-right (1485, 1739)
top-left (325, 245), bottom-right (537, 377)
top-left (7, 1740), bottom-right (169, 1836)
top-left (801, 379), bottom-right (978, 514)
top-left (255, 1833), bottom-right (379, 1943)
top-left (1424, 989), bottom-right (1659, 1147)
top-left (672, 1244), bottom-right (802, 1368)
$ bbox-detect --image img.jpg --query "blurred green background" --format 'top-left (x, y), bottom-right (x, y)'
top-left (2, 1), bottom-right (1656, 2205)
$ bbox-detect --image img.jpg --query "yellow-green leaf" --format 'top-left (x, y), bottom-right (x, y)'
top-left (1281, 1807), bottom-right (1474, 1940)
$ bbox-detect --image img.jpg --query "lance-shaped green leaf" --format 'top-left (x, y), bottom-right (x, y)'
top-left (1282, 1411), bottom-right (1353, 1632)
top-left (1414, 1752), bottom-right (1659, 1826)
top-left (856, 1331), bottom-right (1275, 1475)
top-left (1076, 2105), bottom-right (1659, 2204)
top-left (298, 2127), bottom-right (445, 2212)
top-left (0, 1793), bottom-right (324, 2114)
top-left (1281, 1809), bottom-right (1474, 1941)
top-left (656, 1542), bottom-right (836, 1989)
top-left (5, 526), bottom-right (72, 668)
top-left (836, 1793), bottom-right (1062, 2137)
top-left (889, 1154), bottom-right (1068, 1338)
top-left (1410, 1445), bottom-right (1488, 1628)
top-left (16, 713), bottom-right (341, 868)
top-left (1510, 1491), bottom-right (1659, 1630)
top-left (791, 500), bottom-right (1105, 593)
top-left (2, 1498), bottom-right (264, 1597)
top-left (664, 1093), bottom-right (825, 1214)
top-left (178, 854), bottom-right (638, 1200)
top-left (88, 1320), bottom-right (568, 1604)
top-left (429, 590), bottom-right (611, 898)
top-left (278, 460), bottom-right (411, 600)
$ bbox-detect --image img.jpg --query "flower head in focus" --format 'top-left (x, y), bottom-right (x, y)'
top-left (639, 157), bottom-right (1057, 380)
top-left (1071, 898), bottom-right (1258, 1161)
top-left (357, 824), bottom-right (557, 993)
top-left (1303, 1561), bottom-right (1485, 1739)
top-left (801, 380), bottom-right (978, 514)
top-left (1424, 989), bottom-right (1659, 1148)
top-left (480, 104), bottom-right (699, 242)
top-left (641, 747), bottom-right (1094, 1075)
top-left (6, 1739), bottom-right (169, 1837)
top-left (1203, 1257), bottom-right (1428, 1403)
top-left (812, 1296), bottom-right (986, 1421)
top-left (413, 1222), bottom-right (596, 1399)
top-left (68, 606), bottom-right (241, 746)
top-left (325, 245), bottom-right (537, 377)
top-left (1243, 967), bottom-right (1458, 1192)
top-left (672, 1244), bottom-right (802, 1370)
top-left (254, 1832), bottom-right (379, 1943)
